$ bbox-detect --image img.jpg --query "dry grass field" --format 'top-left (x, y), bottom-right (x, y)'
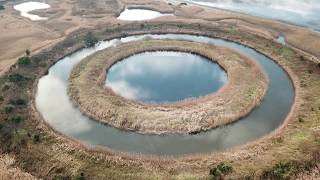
top-left (0, 0), bottom-right (319, 179)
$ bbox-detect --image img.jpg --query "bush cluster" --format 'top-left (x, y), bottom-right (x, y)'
top-left (8, 73), bottom-right (26, 82)
top-left (261, 161), bottom-right (299, 179)
top-left (209, 162), bottom-right (233, 179)
top-left (4, 104), bottom-right (15, 114)
top-left (84, 32), bottom-right (98, 47)
top-left (9, 98), bottom-right (27, 106)
top-left (18, 56), bottom-right (31, 65)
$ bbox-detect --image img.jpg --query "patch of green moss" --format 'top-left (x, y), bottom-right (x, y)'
top-left (279, 47), bottom-right (293, 58)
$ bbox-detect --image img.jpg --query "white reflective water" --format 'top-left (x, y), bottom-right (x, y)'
top-left (36, 34), bottom-right (294, 155)
top-left (185, 0), bottom-right (320, 31)
top-left (106, 51), bottom-right (227, 103)
top-left (13, 1), bottom-right (50, 21)
top-left (117, 9), bottom-right (170, 21)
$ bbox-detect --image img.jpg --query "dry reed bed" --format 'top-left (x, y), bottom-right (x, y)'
top-left (1, 21), bottom-right (317, 179)
top-left (68, 40), bottom-right (268, 134)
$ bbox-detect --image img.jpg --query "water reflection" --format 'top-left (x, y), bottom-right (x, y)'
top-left (36, 34), bottom-right (294, 155)
top-left (185, 0), bottom-right (320, 31)
top-left (106, 51), bottom-right (227, 103)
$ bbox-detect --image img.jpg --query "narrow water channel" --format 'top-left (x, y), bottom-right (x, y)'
top-left (36, 34), bottom-right (294, 155)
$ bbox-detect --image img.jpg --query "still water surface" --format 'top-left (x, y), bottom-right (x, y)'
top-left (106, 51), bottom-right (227, 103)
top-left (36, 34), bottom-right (294, 155)
top-left (185, 0), bottom-right (320, 31)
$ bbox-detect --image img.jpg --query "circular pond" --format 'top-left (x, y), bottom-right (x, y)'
top-left (35, 34), bottom-right (294, 155)
top-left (106, 51), bottom-right (227, 103)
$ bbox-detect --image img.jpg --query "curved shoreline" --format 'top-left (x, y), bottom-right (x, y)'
top-left (32, 25), bottom-right (296, 155)
top-left (19, 21), bottom-right (319, 178)
top-left (68, 40), bottom-right (268, 134)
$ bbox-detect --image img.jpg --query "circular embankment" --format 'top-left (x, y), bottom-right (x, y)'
top-left (68, 40), bottom-right (268, 134)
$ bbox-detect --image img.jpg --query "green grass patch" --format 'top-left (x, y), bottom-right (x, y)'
top-left (279, 47), bottom-right (293, 58)
top-left (228, 26), bottom-right (238, 34)
top-left (18, 56), bottom-right (31, 66)
top-left (292, 131), bottom-right (307, 141)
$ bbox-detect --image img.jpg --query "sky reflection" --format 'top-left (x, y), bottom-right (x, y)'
top-left (106, 51), bottom-right (227, 103)
top-left (186, 0), bottom-right (320, 30)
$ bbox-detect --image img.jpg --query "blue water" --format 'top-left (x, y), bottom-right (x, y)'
top-left (186, 0), bottom-right (320, 31)
top-left (36, 34), bottom-right (294, 155)
top-left (106, 51), bottom-right (227, 103)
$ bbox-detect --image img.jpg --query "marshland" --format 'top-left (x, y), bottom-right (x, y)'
top-left (0, 0), bottom-right (319, 179)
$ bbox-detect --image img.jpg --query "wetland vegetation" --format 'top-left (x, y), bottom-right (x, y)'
top-left (0, 0), bottom-right (319, 179)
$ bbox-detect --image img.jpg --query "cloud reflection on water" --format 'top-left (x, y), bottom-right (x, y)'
top-left (106, 51), bottom-right (227, 103)
top-left (186, 0), bottom-right (320, 30)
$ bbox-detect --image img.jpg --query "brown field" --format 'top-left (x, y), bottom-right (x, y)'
top-left (0, 0), bottom-right (319, 179)
top-left (0, 0), bottom-right (319, 76)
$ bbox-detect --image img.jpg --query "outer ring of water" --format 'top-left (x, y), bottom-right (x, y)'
top-left (35, 34), bottom-right (294, 155)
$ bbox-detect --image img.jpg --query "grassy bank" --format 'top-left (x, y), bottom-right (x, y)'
top-left (68, 39), bottom-right (268, 135)
top-left (0, 21), bottom-right (319, 179)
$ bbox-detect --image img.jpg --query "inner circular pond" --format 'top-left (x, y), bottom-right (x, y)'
top-left (106, 51), bottom-right (227, 104)
top-left (35, 34), bottom-right (294, 155)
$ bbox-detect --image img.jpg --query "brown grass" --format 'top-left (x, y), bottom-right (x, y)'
top-left (68, 39), bottom-right (268, 134)
top-left (0, 10), bottom-right (319, 179)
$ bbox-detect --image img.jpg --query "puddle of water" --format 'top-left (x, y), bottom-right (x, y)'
top-left (13, 1), bottom-right (50, 21)
top-left (117, 9), bottom-right (169, 21)
top-left (106, 51), bottom-right (227, 103)
top-left (36, 34), bottom-right (294, 155)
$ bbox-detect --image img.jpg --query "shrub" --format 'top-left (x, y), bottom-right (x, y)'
top-left (33, 134), bottom-right (40, 143)
top-left (9, 98), bottom-right (27, 106)
top-left (217, 162), bottom-right (233, 174)
top-left (25, 49), bottom-right (31, 56)
top-left (209, 162), bottom-right (233, 179)
top-left (4, 104), bottom-right (15, 113)
top-left (18, 56), bottom-right (31, 65)
top-left (261, 161), bottom-right (299, 179)
top-left (0, 96), bottom-right (3, 102)
top-left (84, 32), bottom-right (98, 47)
top-left (0, 5), bottom-right (4, 10)
top-left (209, 167), bottom-right (222, 179)
top-left (9, 116), bottom-right (23, 124)
top-left (8, 73), bottom-right (26, 82)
